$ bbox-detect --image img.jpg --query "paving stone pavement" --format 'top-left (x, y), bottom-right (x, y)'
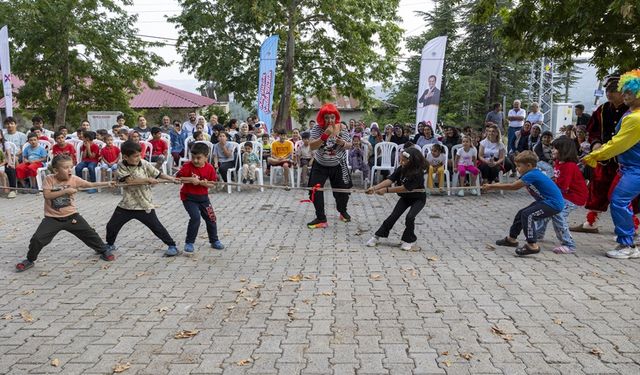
top-left (0, 186), bottom-right (639, 375)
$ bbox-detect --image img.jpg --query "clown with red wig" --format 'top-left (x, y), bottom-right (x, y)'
top-left (306, 103), bottom-right (353, 228)
top-left (583, 69), bottom-right (640, 259)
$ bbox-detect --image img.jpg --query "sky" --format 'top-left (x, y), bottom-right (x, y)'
top-left (126, 0), bottom-right (430, 93)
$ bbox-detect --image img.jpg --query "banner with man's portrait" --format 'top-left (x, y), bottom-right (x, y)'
top-left (416, 36), bottom-right (447, 134)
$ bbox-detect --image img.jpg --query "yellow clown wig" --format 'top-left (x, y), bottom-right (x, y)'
top-left (618, 69), bottom-right (640, 98)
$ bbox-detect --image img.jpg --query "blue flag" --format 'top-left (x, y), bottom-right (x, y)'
top-left (257, 35), bottom-right (279, 133)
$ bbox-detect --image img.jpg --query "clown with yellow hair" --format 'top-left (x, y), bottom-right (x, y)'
top-left (583, 69), bottom-right (640, 258)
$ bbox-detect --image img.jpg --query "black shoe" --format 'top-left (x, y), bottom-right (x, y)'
top-left (242, 178), bottom-right (247, 184)
top-left (249, 179), bottom-right (254, 184)
top-left (496, 237), bottom-right (518, 247)
top-left (307, 218), bottom-right (328, 229)
top-left (339, 212), bottom-right (351, 222)
top-left (515, 244), bottom-right (540, 256)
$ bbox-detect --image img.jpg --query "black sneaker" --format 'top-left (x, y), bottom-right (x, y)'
top-left (515, 244), bottom-right (540, 256)
top-left (307, 218), bottom-right (328, 229)
top-left (339, 212), bottom-right (351, 222)
top-left (242, 178), bottom-right (247, 184)
top-left (249, 179), bottom-right (254, 184)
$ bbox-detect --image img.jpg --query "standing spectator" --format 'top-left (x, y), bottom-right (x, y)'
top-left (0, 128), bottom-right (17, 198)
top-left (485, 103), bottom-right (503, 128)
top-left (116, 114), bottom-right (127, 130)
top-left (183, 111), bottom-right (198, 135)
top-left (31, 115), bottom-right (53, 138)
top-left (3, 117), bottom-right (27, 148)
top-left (170, 120), bottom-right (188, 167)
top-left (575, 104), bottom-right (591, 126)
top-left (507, 100), bottom-right (526, 153)
top-left (526, 102), bottom-right (544, 126)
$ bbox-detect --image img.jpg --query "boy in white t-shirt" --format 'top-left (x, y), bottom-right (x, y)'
top-left (455, 136), bottom-right (480, 197)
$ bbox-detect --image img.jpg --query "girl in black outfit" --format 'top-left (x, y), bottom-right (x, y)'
top-left (366, 147), bottom-right (427, 251)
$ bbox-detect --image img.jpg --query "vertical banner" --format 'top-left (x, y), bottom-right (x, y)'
top-left (257, 35), bottom-right (279, 133)
top-left (0, 26), bottom-right (12, 117)
top-left (416, 36), bottom-right (447, 134)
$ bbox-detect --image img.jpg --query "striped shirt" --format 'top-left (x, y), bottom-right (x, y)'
top-left (310, 125), bottom-right (351, 167)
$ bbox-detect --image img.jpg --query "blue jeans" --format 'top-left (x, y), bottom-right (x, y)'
top-left (76, 161), bottom-right (97, 182)
top-left (610, 167), bottom-right (640, 246)
top-left (183, 194), bottom-right (219, 244)
top-left (507, 126), bottom-right (521, 154)
top-left (535, 199), bottom-right (577, 249)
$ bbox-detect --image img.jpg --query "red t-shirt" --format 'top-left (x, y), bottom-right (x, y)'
top-left (100, 145), bottom-right (120, 164)
top-left (176, 161), bottom-right (217, 201)
top-left (553, 161), bottom-right (588, 206)
top-left (80, 143), bottom-right (100, 163)
top-left (149, 139), bottom-right (167, 156)
top-left (52, 143), bottom-right (77, 164)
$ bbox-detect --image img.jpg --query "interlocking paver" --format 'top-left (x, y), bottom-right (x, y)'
top-left (1, 186), bottom-right (640, 374)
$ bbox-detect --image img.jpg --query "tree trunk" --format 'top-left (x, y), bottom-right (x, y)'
top-left (54, 30), bottom-right (70, 128)
top-left (274, 0), bottom-right (298, 132)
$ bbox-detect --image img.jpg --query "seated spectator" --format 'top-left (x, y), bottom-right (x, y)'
top-left (58, 126), bottom-right (69, 139)
top-left (415, 125), bottom-right (439, 148)
top-left (528, 124), bottom-right (542, 149)
top-left (291, 128), bottom-right (301, 144)
top-left (515, 121), bottom-right (532, 153)
top-left (261, 132), bottom-right (272, 164)
top-left (441, 126), bottom-right (461, 168)
top-left (195, 122), bottom-right (211, 141)
top-left (96, 129), bottom-right (109, 142)
top-left (268, 129), bottom-right (294, 187)
top-left (348, 134), bottom-right (370, 182)
top-left (297, 131), bottom-right (313, 186)
top-left (149, 127), bottom-right (168, 170)
top-left (129, 131), bottom-right (148, 159)
top-left (390, 125), bottom-right (409, 145)
top-left (576, 126), bottom-right (590, 158)
top-left (99, 134), bottom-right (120, 174)
top-left (117, 128), bottom-right (129, 142)
top-left (30, 127), bottom-right (52, 145)
top-left (426, 143), bottom-right (446, 195)
top-left (52, 131), bottom-right (77, 165)
top-left (478, 124), bottom-right (506, 184)
top-left (111, 124), bottom-right (122, 137)
top-left (534, 131), bottom-right (554, 177)
top-left (3, 117), bottom-right (27, 149)
top-left (454, 135), bottom-right (480, 197)
top-left (213, 132), bottom-right (236, 182)
top-left (75, 131), bottom-right (100, 187)
top-left (241, 141), bottom-right (260, 184)
top-left (234, 122), bottom-right (256, 143)
top-left (383, 124), bottom-right (394, 142)
top-left (16, 133), bottom-right (48, 190)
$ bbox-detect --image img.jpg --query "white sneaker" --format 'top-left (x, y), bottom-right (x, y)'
top-left (457, 190), bottom-right (464, 197)
top-left (471, 189), bottom-right (478, 196)
top-left (366, 236), bottom-right (378, 247)
top-left (606, 246), bottom-right (640, 259)
top-left (7, 191), bottom-right (16, 199)
top-left (400, 241), bottom-right (414, 251)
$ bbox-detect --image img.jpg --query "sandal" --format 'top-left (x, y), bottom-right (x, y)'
top-left (496, 237), bottom-right (518, 247)
top-left (553, 246), bottom-right (576, 254)
top-left (15, 259), bottom-right (34, 272)
top-left (515, 244), bottom-right (540, 256)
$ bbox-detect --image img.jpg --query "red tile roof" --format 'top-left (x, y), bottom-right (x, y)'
top-left (1, 78), bottom-right (215, 110)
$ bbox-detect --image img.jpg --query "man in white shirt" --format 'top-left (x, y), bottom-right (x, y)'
top-left (507, 100), bottom-right (526, 153)
top-left (182, 111), bottom-right (197, 135)
top-left (526, 102), bottom-right (544, 126)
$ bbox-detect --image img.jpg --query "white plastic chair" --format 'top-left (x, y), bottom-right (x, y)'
top-left (30, 141), bottom-right (52, 190)
top-left (294, 140), bottom-right (304, 188)
top-left (421, 143), bottom-right (450, 195)
top-left (450, 144), bottom-right (481, 196)
top-left (179, 136), bottom-right (195, 166)
top-left (236, 141), bottom-right (264, 193)
top-left (140, 141), bottom-right (153, 161)
top-left (370, 142), bottom-right (398, 187)
top-left (269, 140), bottom-right (295, 188)
top-left (225, 142), bottom-right (241, 192)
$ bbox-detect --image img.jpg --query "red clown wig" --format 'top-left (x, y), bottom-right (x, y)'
top-left (316, 103), bottom-right (341, 128)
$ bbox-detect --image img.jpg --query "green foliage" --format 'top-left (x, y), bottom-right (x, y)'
top-left (170, 0), bottom-right (403, 124)
top-left (475, 0), bottom-right (640, 78)
top-left (0, 0), bottom-right (166, 127)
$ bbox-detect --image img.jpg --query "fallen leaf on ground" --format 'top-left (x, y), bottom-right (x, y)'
top-left (370, 274), bottom-right (383, 280)
top-left (135, 272), bottom-right (153, 277)
top-left (50, 358), bottom-right (60, 367)
top-left (157, 307), bottom-right (169, 313)
top-left (287, 274), bottom-right (303, 282)
top-left (21, 290), bottom-right (35, 295)
top-left (460, 352), bottom-right (473, 360)
top-left (442, 359), bottom-right (452, 367)
top-left (227, 305), bottom-right (235, 310)
top-left (39, 272), bottom-right (48, 276)
top-left (441, 351), bottom-right (449, 356)
top-left (174, 330), bottom-right (199, 339)
top-left (553, 319), bottom-right (563, 325)
top-left (20, 310), bottom-right (33, 323)
top-left (491, 326), bottom-right (512, 341)
top-left (236, 359), bottom-right (252, 366)
top-left (271, 256), bottom-right (279, 261)
top-left (427, 256), bottom-right (439, 262)
top-left (239, 278), bottom-right (247, 282)
top-left (101, 264), bottom-right (110, 270)
top-left (320, 291), bottom-right (333, 296)
top-left (590, 348), bottom-right (603, 357)
top-left (485, 244), bottom-right (496, 250)
top-left (2, 313), bottom-right (12, 320)
top-left (205, 304), bottom-right (213, 309)
top-left (113, 362), bottom-right (131, 373)
top-left (303, 299), bottom-right (312, 304)
top-left (435, 309), bottom-right (444, 313)
top-left (617, 270), bottom-right (627, 275)
top-left (304, 275), bottom-right (317, 280)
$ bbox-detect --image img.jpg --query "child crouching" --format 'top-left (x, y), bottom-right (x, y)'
top-left (16, 154), bottom-right (115, 272)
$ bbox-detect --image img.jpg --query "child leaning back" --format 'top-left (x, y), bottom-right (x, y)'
top-left (15, 154), bottom-right (115, 272)
top-left (484, 150), bottom-right (564, 256)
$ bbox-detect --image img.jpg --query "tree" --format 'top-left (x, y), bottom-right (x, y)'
top-left (0, 0), bottom-right (165, 127)
top-left (170, 0), bottom-right (403, 131)
top-left (474, 0), bottom-right (640, 78)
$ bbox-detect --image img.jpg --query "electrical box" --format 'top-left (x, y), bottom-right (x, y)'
top-left (87, 111), bottom-right (123, 131)
top-left (551, 103), bottom-right (574, 135)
